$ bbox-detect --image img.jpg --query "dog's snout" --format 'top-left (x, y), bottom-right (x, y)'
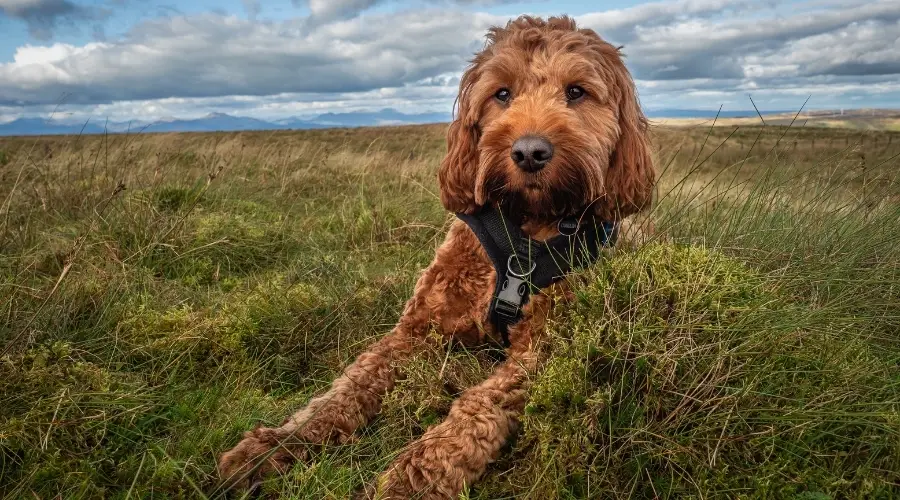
top-left (511, 135), bottom-right (553, 172)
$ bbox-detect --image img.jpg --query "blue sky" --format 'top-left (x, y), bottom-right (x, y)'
top-left (0, 0), bottom-right (898, 123)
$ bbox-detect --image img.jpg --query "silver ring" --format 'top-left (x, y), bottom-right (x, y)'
top-left (507, 254), bottom-right (536, 278)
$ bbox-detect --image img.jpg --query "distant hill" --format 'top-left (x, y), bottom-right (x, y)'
top-left (2, 108), bottom-right (898, 136)
top-left (138, 113), bottom-right (280, 133)
top-left (280, 109), bottom-right (451, 128)
top-left (0, 108), bottom-right (453, 136)
top-left (0, 118), bottom-right (107, 136)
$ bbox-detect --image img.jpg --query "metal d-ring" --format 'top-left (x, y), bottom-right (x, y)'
top-left (507, 254), bottom-right (536, 278)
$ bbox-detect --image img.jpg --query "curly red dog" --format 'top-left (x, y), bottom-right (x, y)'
top-left (218, 15), bottom-right (654, 499)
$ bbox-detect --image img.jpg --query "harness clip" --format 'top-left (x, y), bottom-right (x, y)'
top-left (494, 275), bottom-right (529, 320)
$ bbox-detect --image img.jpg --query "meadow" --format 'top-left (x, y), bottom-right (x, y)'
top-left (1, 120), bottom-right (899, 499)
top-left (657, 109), bottom-right (900, 131)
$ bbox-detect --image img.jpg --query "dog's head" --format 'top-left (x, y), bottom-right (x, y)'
top-left (439, 16), bottom-right (654, 222)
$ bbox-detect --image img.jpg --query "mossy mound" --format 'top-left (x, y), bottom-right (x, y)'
top-left (473, 244), bottom-right (899, 499)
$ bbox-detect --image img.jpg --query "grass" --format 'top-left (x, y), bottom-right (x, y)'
top-left (1, 122), bottom-right (899, 499)
top-left (655, 109), bottom-right (900, 131)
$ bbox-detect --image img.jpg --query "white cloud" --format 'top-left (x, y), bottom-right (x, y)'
top-left (0, 0), bottom-right (110, 40)
top-left (295, 0), bottom-right (520, 24)
top-left (0, 10), bottom-right (498, 107)
top-left (305, 0), bottom-right (377, 23)
top-left (580, 0), bottom-right (770, 34)
top-left (1, 0), bottom-right (898, 122)
top-left (579, 0), bottom-right (900, 81)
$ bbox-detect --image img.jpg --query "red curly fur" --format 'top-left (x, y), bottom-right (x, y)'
top-left (218, 15), bottom-right (654, 498)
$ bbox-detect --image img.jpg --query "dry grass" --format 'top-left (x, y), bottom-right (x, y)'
top-left (1, 122), bottom-right (899, 499)
top-left (655, 109), bottom-right (900, 131)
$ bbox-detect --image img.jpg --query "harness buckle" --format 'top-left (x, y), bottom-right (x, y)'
top-left (494, 275), bottom-right (529, 320)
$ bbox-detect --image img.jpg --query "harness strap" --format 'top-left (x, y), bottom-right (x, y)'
top-left (457, 206), bottom-right (618, 346)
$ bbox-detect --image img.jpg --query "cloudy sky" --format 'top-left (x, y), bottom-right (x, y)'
top-left (0, 0), bottom-right (898, 123)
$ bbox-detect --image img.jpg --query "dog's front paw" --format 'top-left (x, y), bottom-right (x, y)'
top-left (364, 436), bottom-right (467, 500)
top-left (217, 425), bottom-right (300, 493)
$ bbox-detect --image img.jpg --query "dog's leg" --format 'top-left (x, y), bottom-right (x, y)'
top-left (365, 353), bottom-right (533, 499)
top-left (217, 221), bottom-right (493, 491)
top-left (364, 292), bottom-right (554, 500)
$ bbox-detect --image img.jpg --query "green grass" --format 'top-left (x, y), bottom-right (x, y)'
top-left (1, 123), bottom-right (899, 499)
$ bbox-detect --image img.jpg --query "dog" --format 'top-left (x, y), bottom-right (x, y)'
top-left (218, 15), bottom-right (654, 499)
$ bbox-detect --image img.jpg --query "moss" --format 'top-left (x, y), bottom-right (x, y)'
top-left (154, 186), bottom-right (200, 212)
top-left (140, 200), bottom-right (292, 286)
top-left (477, 244), bottom-right (900, 499)
top-left (380, 342), bottom-right (487, 428)
top-left (0, 342), bottom-right (150, 496)
top-left (115, 303), bottom-right (248, 375)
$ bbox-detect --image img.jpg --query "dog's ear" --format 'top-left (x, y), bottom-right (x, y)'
top-left (601, 55), bottom-right (655, 220)
top-left (438, 63), bottom-right (482, 214)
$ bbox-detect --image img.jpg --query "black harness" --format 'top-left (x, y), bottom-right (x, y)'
top-left (457, 206), bottom-right (619, 346)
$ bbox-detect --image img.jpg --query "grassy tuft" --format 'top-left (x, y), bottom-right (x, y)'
top-left (485, 244), bottom-right (899, 498)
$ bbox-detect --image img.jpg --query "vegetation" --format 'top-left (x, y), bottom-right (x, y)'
top-left (658, 108), bottom-right (900, 131)
top-left (1, 122), bottom-right (899, 499)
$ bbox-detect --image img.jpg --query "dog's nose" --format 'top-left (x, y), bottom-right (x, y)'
top-left (511, 135), bottom-right (553, 172)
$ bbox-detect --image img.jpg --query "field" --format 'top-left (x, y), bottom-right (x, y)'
top-left (1, 122), bottom-right (899, 499)
top-left (656, 109), bottom-right (900, 131)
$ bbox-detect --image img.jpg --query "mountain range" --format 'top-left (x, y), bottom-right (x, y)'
top-left (0, 107), bottom-right (795, 136)
top-left (0, 108), bottom-right (456, 136)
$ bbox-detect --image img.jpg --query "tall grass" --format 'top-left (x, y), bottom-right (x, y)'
top-left (0, 123), bottom-right (898, 498)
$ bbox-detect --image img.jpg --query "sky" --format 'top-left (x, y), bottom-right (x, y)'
top-left (0, 0), bottom-right (898, 124)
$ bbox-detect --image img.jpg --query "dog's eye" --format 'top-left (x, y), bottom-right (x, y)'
top-left (494, 88), bottom-right (512, 103)
top-left (566, 85), bottom-right (586, 102)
